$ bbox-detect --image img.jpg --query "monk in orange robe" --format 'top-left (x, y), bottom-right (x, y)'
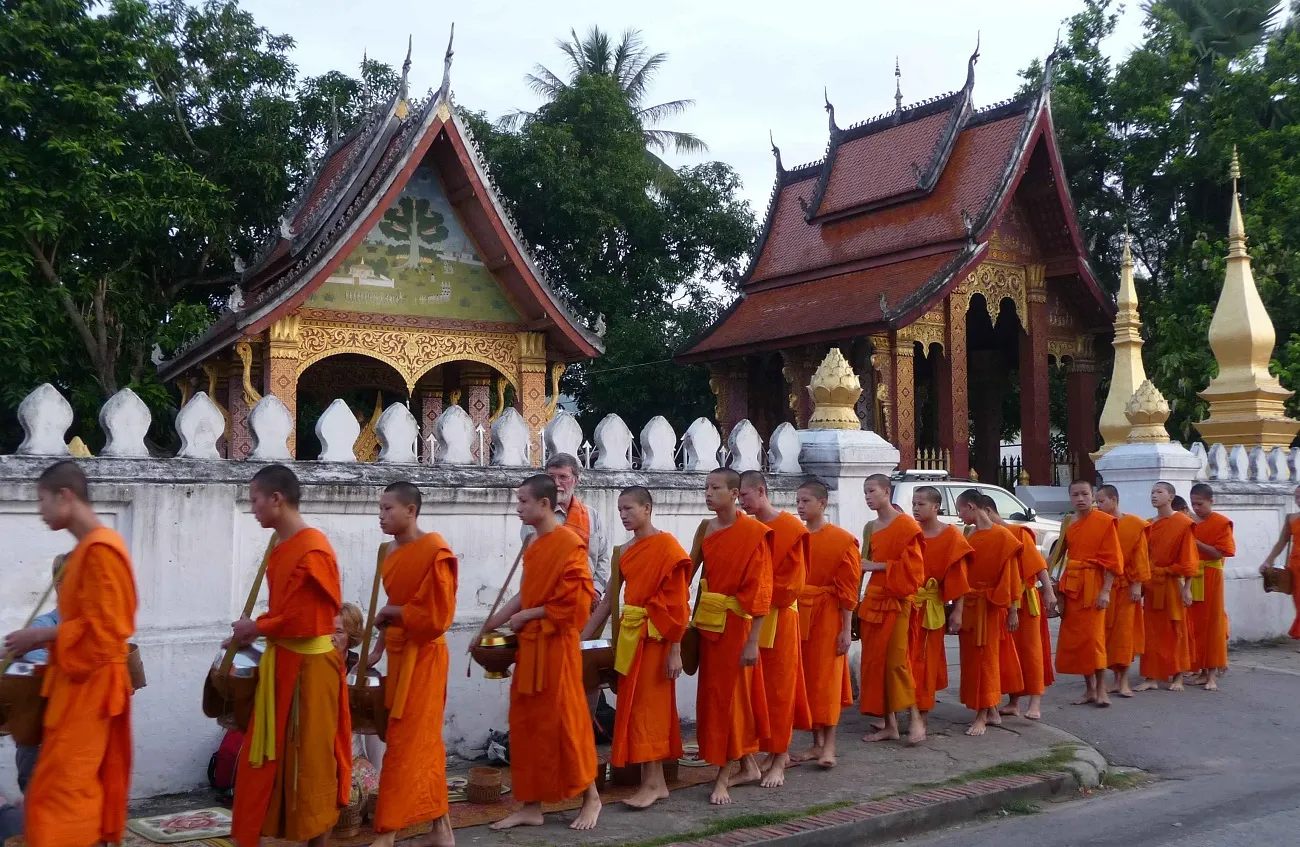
top-left (4, 462), bottom-right (137, 847)
top-left (582, 486), bottom-right (690, 810)
top-left (1054, 480), bottom-right (1123, 708)
top-left (907, 486), bottom-right (971, 735)
top-left (1259, 485), bottom-right (1300, 643)
top-left (737, 470), bottom-right (811, 788)
top-left (858, 474), bottom-right (926, 744)
top-left (692, 468), bottom-right (773, 806)
top-left (793, 480), bottom-right (861, 768)
top-left (365, 482), bottom-right (458, 847)
top-left (1189, 483), bottom-right (1235, 690)
top-left (226, 465), bottom-right (350, 847)
top-left (1094, 485), bottom-right (1150, 699)
top-left (983, 496), bottom-right (1057, 721)
top-left (1137, 482), bottom-right (1198, 691)
top-left (486, 474), bottom-right (599, 830)
top-left (955, 489), bottom-right (1021, 736)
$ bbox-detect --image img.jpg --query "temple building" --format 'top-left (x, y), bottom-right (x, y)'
top-left (679, 47), bottom-right (1114, 484)
top-left (158, 37), bottom-right (602, 461)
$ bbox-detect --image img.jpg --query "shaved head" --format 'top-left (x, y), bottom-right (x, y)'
top-left (1097, 484), bottom-right (1118, 501)
top-left (738, 470), bottom-right (767, 491)
top-left (709, 467), bottom-right (741, 491)
top-left (914, 486), bottom-right (942, 506)
top-left (251, 464), bottom-right (301, 507)
top-left (865, 473), bottom-right (893, 493)
top-left (37, 460), bottom-right (90, 504)
top-left (620, 485), bottom-right (653, 507)
top-left (383, 481), bottom-right (422, 515)
top-left (519, 473), bottom-right (558, 508)
top-left (798, 479), bottom-right (829, 502)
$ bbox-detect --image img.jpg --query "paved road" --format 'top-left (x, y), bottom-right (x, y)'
top-left (904, 644), bottom-right (1300, 847)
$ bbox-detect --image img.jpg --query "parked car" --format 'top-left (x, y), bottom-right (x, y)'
top-left (889, 471), bottom-right (1061, 561)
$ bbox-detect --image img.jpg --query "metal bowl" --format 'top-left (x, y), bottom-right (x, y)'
top-left (346, 667), bottom-right (383, 688)
top-left (479, 631), bottom-right (518, 648)
top-left (211, 639), bottom-right (265, 678)
top-left (2, 662), bottom-right (44, 678)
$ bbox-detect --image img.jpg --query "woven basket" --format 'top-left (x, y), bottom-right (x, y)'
top-left (466, 766), bottom-right (503, 804)
top-left (333, 800), bottom-right (363, 839)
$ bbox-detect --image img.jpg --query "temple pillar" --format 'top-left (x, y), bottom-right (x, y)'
top-left (1067, 344), bottom-right (1099, 483)
top-left (939, 295), bottom-right (970, 478)
top-left (892, 335), bottom-right (917, 470)
top-left (517, 332), bottom-right (548, 466)
top-left (708, 360), bottom-right (748, 440)
top-left (263, 315), bottom-right (302, 458)
top-left (225, 355), bottom-right (253, 460)
top-left (460, 365), bottom-right (494, 463)
top-left (780, 347), bottom-right (821, 429)
top-left (971, 350), bottom-right (1005, 482)
top-left (419, 378), bottom-right (444, 463)
top-left (869, 335), bottom-right (892, 441)
top-left (1019, 265), bottom-right (1051, 484)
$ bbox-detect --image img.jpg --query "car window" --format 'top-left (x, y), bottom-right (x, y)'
top-left (981, 486), bottom-right (1030, 521)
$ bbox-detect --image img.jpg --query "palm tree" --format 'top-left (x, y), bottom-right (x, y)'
top-left (500, 27), bottom-right (707, 169)
top-left (1150, 0), bottom-right (1282, 77)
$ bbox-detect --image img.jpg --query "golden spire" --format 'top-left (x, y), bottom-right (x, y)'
top-left (1124, 380), bottom-right (1172, 443)
top-left (1092, 229), bottom-right (1148, 458)
top-left (807, 348), bottom-right (863, 430)
top-left (1197, 146), bottom-right (1299, 448)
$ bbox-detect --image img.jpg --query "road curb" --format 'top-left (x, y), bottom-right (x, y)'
top-left (666, 771), bottom-right (1078, 847)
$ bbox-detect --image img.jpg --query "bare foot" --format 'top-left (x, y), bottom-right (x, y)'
top-left (622, 782), bottom-right (669, 810)
top-left (371, 832), bottom-right (397, 847)
top-left (1133, 679), bottom-right (1159, 692)
top-left (998, 704), bottom-right (1021, 717)
top-left (419, 815), bottom-right (455, 847)
top-left (1169, 679), bottom-right (1186, 692)
top-left (491, 804), bottom-right (545, 830)
top-left (757, 753), bottom-right (775, 775)
top-left (710, 771), bottom-right (732, 806)
top-left (1095, 690), bottom-right (1111, 708)
top-left (986, 708), bottom-right (1002, 727)
top-left (1024, 708), bottom-right (1042, 720)
top-left (869, 720), bottom-right (886, 731)
top-left (1071, 693), bottom-right (1098, 705)
top-left (1205, 679), bottom-right (1218, 691)
top-left (570, 784), bottom-right (601, 831)
top-left (1106, 682), bottom-right (1120, 694)
top-left (1186, 672), bottom-right (1208, 686)
top-left (790, 746), bottom-right (822, 763)
top-left (727, 755), bottom-right (762, 787)
top-left (906, 720), bottom-right (926, 746)
top-left (862, 726), bottom-right (899, 742)
top-left (759, 753), bottom-right (788, 788)
top-left (966, 712), bottom-right (988, 737)
top-left (817, 752), bottom-right (837, 768)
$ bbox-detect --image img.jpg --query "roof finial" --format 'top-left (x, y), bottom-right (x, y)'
top-left (894, 57), bottom-right (903, 114)
top-left (1228, 145), bottom-right (1245, 256)
top-left (329, 94), bottom-right (339, 143)
top-left (965, 32), bottom-right (980, 90)
top-left (395, 35), bottom-right (412, 119)
top-left (441, 23), bottom-right (455, 95)
top-left (769, 130), bottom-right (784, 175)
top-left (824, 86), bottom-right (838, 133)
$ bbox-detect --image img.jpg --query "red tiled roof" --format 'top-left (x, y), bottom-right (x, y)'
top-left (292, 134), bottom-right (364, 229)
top-left (750, 110), bottom-right (1029, 285)
top-left (684, 251), bottom-right (961, 358)
top-left (818, 111), bottom-right (952, 216)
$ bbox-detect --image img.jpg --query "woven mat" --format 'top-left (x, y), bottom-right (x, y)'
top-left (4, 822), bottom-right (430, 847)
top-left (127, 809), bottom-right (232, 843)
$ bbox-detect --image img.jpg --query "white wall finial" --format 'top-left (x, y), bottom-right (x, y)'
top-left (16, 384), bottom-right (74, 456)
top-left (434, 405), bottom-right (475, 464)
top-left (639, 416), bottom-right (677, 471)
top-left (248, 395), bottom-right (294, 461)
top-left (175, 392), bottom-right (225, 459)
top-left (544, 409), bottom-right (583, 462)
top-left (682, 418), bottom-right (721, 472)
top-left (593, 414), bottom-right (633, 470)
top-left (490, 408), bottom-right (531, 467)
top-left (727, 419), bottom-right (763, 472)
top-left (315, 399), bottom-right (361, 462)
top-left (767, 422), bottom-right (802, 474)
top-left (99, 388), bottom-right (151, 458)
top-left (376, 403), bottom-right (420, 464)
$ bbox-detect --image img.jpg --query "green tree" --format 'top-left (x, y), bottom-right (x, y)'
top-left (378, 197), bottom-right (450, 268)
top-left (501, 27), bottom-right (706, 181)
top-left (464, 72), bottom-right (755, 435)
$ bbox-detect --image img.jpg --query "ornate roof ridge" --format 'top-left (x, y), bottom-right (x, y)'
top-left (783, 160), bottom-right (823, 182)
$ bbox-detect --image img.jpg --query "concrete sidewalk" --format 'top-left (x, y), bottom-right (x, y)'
top-left (453, 702), bottom-right (1100, 847)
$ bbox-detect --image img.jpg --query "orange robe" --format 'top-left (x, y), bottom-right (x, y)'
top-left (1009, 525), bottom-right (1054, 695)
top-left (1190, 513), bottom-right (1235, 670)
top-left (610, 532), bottom-right (691, 767)
top-left (909, 526), bottom-right (971, 712)
top-left (1054, 510), bottom-right (1123, 676)
top-left (759, 512), bottom-right (812, 754)
top-left (959, 526), bottom-right (1021, 711)
top-left (1289, 515), bottom-right (1300, 640)
top-left (857, 514), bottom-right (925, 716)
top-left (1141, 513), bottom-right (1199, 681)
top-left (695, 514), bottom-right (773, 767)
top-left (233, 529), bottom-right (351, 847)
top-left (1107, 515), bottom-right (1151, 668)
top-left (799, 524), bottom-right (862, 728)
top-left (25, 527), bottom-right (137, 847)
top-left (510, 526), bottom-right (597, 802)
top-left (373, 534), bottom-right (458, 832)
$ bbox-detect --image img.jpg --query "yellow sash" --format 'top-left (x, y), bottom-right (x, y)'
top-left (1019, 583), bottom-right (1041, 617)
top-left (615, 604), bottom-right (663, 675)
top-left (249, 635), bottom-right (335, 766)
top-left (756, 601), bottom-right (797, 650)
top-left (1189, 558), bottom-right (1223, 602)
top-left (911, 578), bottom-right (946, 631)
top-left (690, 579), bottom-right (751, 634)
top-left (384, 632), bottom-right (447, 719)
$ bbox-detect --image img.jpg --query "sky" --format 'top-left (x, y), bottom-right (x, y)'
top-left (239, 0), bottom-right (1148, 217)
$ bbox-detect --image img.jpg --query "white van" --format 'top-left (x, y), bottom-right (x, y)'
top-left (887, 471), bottom-right (1061, 560)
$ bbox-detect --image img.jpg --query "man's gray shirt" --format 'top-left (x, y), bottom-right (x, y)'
top-left (519, 499), bottom-right (611, 593)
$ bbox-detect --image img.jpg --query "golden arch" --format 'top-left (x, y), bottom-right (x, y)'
top-left (295, 321), bottom-right (520, 393)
